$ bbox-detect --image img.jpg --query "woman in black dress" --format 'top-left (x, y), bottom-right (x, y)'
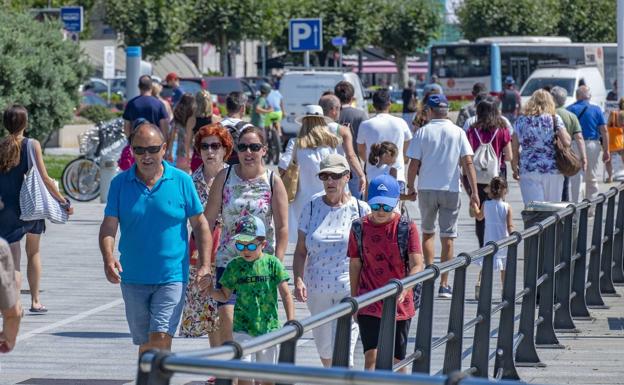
top-left (0, 105), bottom-right (72, 313)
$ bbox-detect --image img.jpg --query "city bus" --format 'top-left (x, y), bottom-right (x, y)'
top-left (428, 37), bottom-right (616, 99)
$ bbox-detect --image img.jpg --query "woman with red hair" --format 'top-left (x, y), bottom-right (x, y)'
top-left (179, 123), bottom-right (233, 345)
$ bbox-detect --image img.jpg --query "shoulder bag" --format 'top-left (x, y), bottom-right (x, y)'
top-left (552, 115), bottom-right (582, 177)
top-left (19, 139), bottom-right (68, 224)
top-left (281, 144), bottom-right (299, 203)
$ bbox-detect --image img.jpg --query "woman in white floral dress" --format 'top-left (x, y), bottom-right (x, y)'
top-left (204, 126), bottom-right (289, 345)
top-left (179, 123), bottom-right (232, 345)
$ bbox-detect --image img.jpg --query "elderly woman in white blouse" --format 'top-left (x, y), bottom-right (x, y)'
top-left (292, 153), bottom-right (369, 368)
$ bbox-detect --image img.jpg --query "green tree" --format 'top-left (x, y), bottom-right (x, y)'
top-left (376, 0), bottom-right (442, 88)
top-left (557, 0), bottom-right (616, 42)
top-left (457, 0), bottom-right (560, 42)
top-left (0, 10), bottom-right (90, 142)
top-left (104, 0), bottom-right (191, 60)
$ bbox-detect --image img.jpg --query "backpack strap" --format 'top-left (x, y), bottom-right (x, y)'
top-left (351, 218), bottom-right (365, 263)
top-left (397, 215), bottom-right (411, 272)
top-left (269, 170), bottom-right (274, 195)
top-left (474, 128), bottom-right (484, 145)
top-left (488, 128), bottom-right (499, 144)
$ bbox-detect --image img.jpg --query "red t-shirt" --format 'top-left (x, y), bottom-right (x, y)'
top-left (466, 126), bottom-right (511, 162)
top-left (348, 214), bottom-right (422, 320)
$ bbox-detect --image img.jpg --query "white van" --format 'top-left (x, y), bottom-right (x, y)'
top-left (519, 66), bottom-right (607, 109)
top-left (279, 70), bottom-right (367, 136)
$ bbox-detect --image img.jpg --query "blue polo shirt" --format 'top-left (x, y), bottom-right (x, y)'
top-left (567, 100), bottom-right (606, 141)
top-left (104, 162), bottom-right (203, 284)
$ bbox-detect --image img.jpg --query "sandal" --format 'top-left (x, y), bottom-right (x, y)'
top-left (29, 305), bottom-right (48, 313)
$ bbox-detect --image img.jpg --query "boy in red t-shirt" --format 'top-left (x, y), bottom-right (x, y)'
top-left (348, 174), bottom-right (424, 371)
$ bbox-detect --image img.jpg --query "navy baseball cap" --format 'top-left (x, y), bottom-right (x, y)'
top-left (427, 94), bottom-right (449, 109)
top-left (367, 175), bottom-right (400, 207)
top-left (504, 76), bottom-right (515, 85)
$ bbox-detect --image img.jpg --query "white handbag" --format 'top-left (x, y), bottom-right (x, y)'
top-left (19, 139), bottom-right (68, 224)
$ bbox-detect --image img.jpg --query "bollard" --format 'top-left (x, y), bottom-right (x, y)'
top-left (442, 255), bottom-right (468, 374)
top-left (99, 154), bottom-right (118, 203)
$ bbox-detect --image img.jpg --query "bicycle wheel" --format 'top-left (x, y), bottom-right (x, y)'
top-left (269, 128), bottom-right (281, 165)
top-left (61, 158), bottom-right (101, 201)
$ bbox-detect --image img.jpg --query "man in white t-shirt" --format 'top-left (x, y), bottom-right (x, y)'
top-left (356, 89), bottom-right (412, 188)
top-left (406, 94), bottom-right (479, 299)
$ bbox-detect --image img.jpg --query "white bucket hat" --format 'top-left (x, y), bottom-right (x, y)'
top-left (295, 104), bottom-right (333, 125)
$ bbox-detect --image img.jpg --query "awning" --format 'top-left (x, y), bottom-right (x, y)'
top-left (342, 59), bottom-right (427, 74)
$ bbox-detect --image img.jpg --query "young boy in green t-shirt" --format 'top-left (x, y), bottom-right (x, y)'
top-left (208, 215), bottom-right (294, 369)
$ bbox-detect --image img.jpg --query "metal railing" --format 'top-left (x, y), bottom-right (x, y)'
top-left (137, 184), bottom-right (624, 385)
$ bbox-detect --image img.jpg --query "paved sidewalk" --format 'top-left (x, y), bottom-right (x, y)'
top-left (1, 178), bottom-right (622, 385)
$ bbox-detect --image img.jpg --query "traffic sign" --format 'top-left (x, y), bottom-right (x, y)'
top-left (289, 18), bottom-right (323, 52)
top-left (103, 46), bottom-right (115, 80)
top-left (331, 36), bottom-right (347, 47)
top-left (60, 6), bottom-right (83, 33)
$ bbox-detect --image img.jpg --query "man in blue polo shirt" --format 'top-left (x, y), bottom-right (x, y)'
top-left (98, 123), bottom-right (212, 356)
top-left (567, 85), bottom-right (609, 202)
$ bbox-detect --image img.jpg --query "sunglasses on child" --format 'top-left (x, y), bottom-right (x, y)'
top-left (200, 142), bottom-right (223, 151)
top-left (237, 143), bottom-right (264, 152)
top-left (132, 144), bottom-right (163, 155)
top-left (235, 242), bottom-right (259, 251)
top-left (318, 171), bottom-right (349, 181)
top-left (370, 203), bottom-right (394, 212)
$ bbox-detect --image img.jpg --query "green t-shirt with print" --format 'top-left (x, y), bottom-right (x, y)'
top-left (219, 253), bottom-right (290, 336)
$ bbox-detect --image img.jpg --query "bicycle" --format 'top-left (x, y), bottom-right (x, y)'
top-left (61, 118), bottom-right (126, 201)
top-left (263, 125), bottom-right (281, 165)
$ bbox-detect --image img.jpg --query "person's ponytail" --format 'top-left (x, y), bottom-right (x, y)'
top-left (0, 135), bottom-right (22, 172)
top-left (368, 143), bottom-right (382, 166)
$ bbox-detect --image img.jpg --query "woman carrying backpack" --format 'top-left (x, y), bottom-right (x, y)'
top-left (466, 96), bottom-right (512, 248)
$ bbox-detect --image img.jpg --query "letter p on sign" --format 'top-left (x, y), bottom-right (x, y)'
top-left (289, 18), bottom-right (322, 52)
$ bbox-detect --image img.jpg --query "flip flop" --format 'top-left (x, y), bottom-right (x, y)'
top-left (29, 306), bottom-right (48, 313)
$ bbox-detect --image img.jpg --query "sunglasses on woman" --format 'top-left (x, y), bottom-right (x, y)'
top-left (237, 143), bottom-right (264, 152)
top-left (200, 142), bottom-right (223, 151)
top-left (318, 172), bottom-right (348, 181)
top-left (132, 144), bottom-right (163, 155)
top-left (235, 242), bottom-right (259, 251)
top-left (370, 203), bottom-right (394, 212)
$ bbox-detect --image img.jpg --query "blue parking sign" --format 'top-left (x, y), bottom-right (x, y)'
top-left (61, 6), bottom-right (83, 33)
top-left (289, 19), bottom-right (323, 52)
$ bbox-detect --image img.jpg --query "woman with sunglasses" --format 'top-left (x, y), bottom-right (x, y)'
top-left (293, 154), bottom-right (369, 367)
top-left (205, 126), bottom-right (288, 346)
top-left (179, 123), bottom-right (233, 344)
top-left (278, 105), bottom-right (340, 243)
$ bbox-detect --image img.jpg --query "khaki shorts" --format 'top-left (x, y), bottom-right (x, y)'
top-left (418, 190), bottom-right (461, 238)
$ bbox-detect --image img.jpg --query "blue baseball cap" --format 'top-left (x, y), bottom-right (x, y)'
top-left (504, 76), bottom-right (515, 85)
top-left (426, 94), bottom-right (449, 109)
top-left (233, 215), bottom-right (266, 242)
top-left (367, 175), bottom-right (400, 207)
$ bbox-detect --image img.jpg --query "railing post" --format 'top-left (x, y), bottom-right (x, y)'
top-left (144, 350), bottom-right (173, 385)
top-left (515, 231), bottom-right (545, 367)
top-left (442, 255), bottom-right (468, 374)
top-left (332, 297), bottom-right (358, 368)
top-left (216, 341), bottom-right (241, 385)
top-left (470, 245), bottom-right (496, 377)
top-left (600, 191), bottom-right (619, 296)
top-left (375, 279), bottom-right (401, 371)
top-left (613, 188), bottom-right (624, 285)
top-left (494, 235), bottom-right (521, 380)
top-left (586, 199), bottom-right (609, 308)
top-left (412, 265), bottom-right (438, 374)
top-left (554, 210), bottom-right (578, 332)
top-left (277, 320), bottom-right (304, 385)
top-left (535, 217), bottom-right (563, 348)
top-left (571, 203), bottom-right (592, 319)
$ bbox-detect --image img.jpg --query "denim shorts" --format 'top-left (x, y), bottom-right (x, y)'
top-left (215, 266), bottom-right (237, 308)
top-left (120, 282), bottom-right (186, 345)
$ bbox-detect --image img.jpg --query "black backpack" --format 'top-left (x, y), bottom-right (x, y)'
top-left (351, 215), bottom-right (422, 308)
top-left (222, 120), bottom-right (252, 165)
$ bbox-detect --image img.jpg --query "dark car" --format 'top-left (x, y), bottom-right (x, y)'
top-left (242, 76), bottom-right (271, 93)
top-left (205, 77), bottom-right (256, 104)
top-left (160, 77), bottom-right (206, 104)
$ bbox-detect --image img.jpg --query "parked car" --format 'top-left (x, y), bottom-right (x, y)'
top-left (519, 65), bottom-right (607, 109)
top-left (83, 77), bottom-right (126, 99)
top-left (280, 70), bottom-right (368, 136)
top-left (242, 76), bottom-right (271, 93)
top-left (205, 77), bottom-right (256, 104)
top-left (160, 77), bottom-right (206, 104)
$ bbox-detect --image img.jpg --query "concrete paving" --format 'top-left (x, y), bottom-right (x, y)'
top-left (1, 175), bottom-right (622, 385)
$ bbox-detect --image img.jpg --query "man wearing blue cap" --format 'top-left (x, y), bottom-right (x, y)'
top-left (500, 76), bottom-right (521, 125)
top-left (406, 94), bottom-right (479, 298)
top-left (349, 175), bottom-right (424, 371)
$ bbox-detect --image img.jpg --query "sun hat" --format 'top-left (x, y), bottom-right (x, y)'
top-left (367, 174), bottom-right (400, 208)
top-left (295, 104), bottom-right (333, 125)
top-left (233, 215), bottom-right (266, 242)
top-left (318, 154), bottom-right (350, 175)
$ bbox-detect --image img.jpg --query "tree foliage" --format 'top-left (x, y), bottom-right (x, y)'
top-left (376, 0), bottom-right (442, 87)
top-left (104, 0), bottom-right (191, 60)
top-left (557, 0), bottom-right (616, 42)
top-left (0, 10), bottom-right (90, 141)
top-left (457, 0), bottom-right (560, 42)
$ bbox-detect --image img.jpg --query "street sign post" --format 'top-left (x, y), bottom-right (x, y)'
top-left (103, 46), bottom-right (116, 104)
top-left (60, 6), bottom-right (83, 33)
top-left (331, 36), bottom-right (347, 68)
top-left (289, 18), bottom-right (323, 68)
